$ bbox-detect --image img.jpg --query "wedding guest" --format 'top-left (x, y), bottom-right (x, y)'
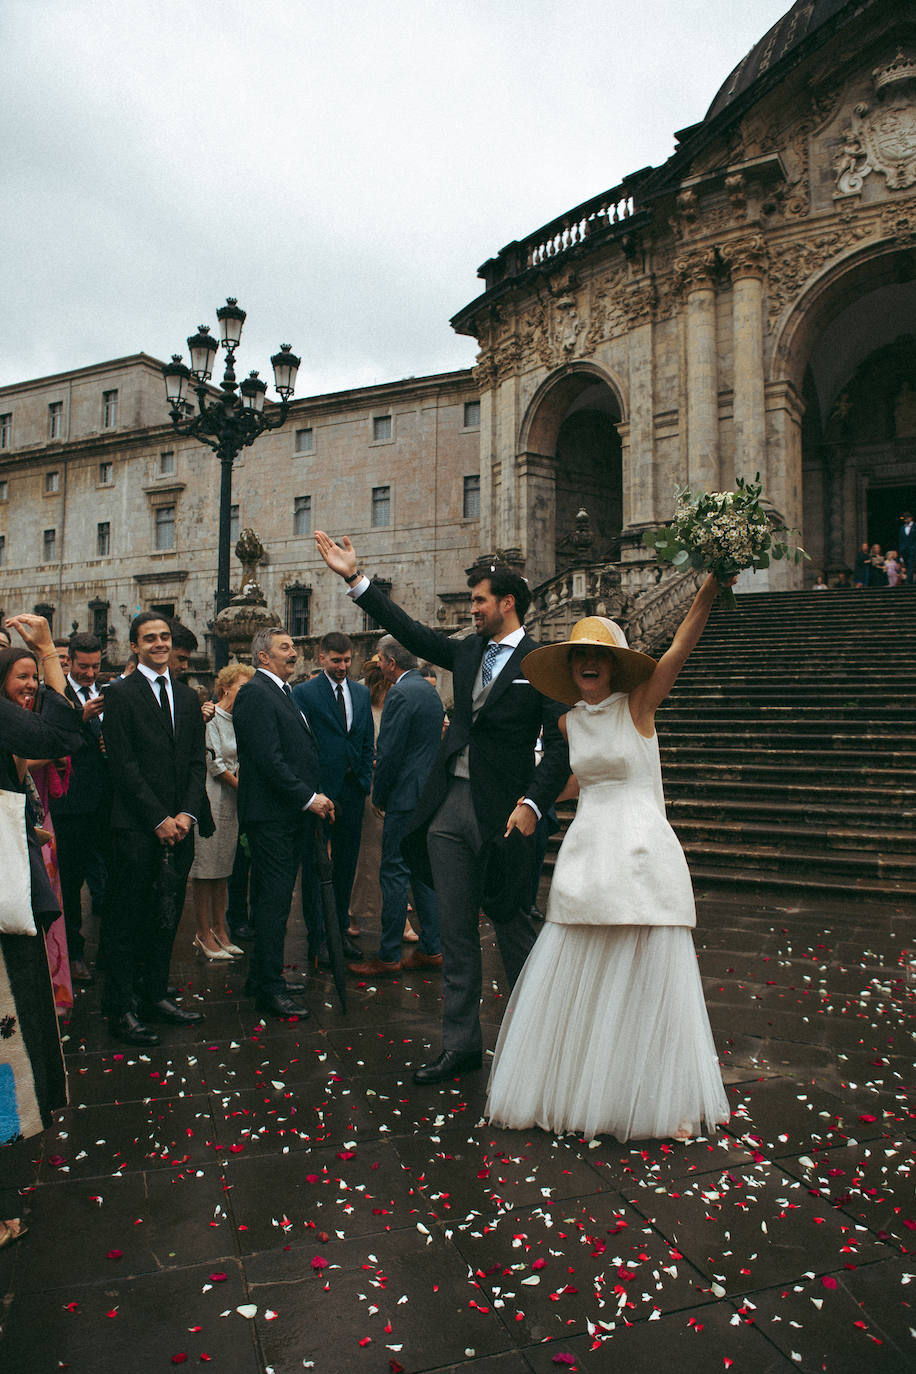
top-left (884, 550), bottom-right (902, 587)
top-left (189, 663), bottom-right (254, 960)
top-left (0, 613), bottom-right (81, 1248)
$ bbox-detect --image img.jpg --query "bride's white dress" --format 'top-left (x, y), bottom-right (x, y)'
top-left (486, 692), bottom-right (729, 1141)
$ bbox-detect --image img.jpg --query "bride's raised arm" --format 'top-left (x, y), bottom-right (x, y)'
top-left (628, 573), bottom-right (735, 732)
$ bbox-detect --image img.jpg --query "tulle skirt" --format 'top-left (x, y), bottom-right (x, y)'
top-left (486, 922), bottom-right (729, 1142)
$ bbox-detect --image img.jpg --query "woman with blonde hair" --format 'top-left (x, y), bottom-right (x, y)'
top-left (189, 662), bottom-right (254, 959)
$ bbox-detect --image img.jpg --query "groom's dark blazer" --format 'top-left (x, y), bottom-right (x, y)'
top-left (352, 581), bottom-right (569, 871)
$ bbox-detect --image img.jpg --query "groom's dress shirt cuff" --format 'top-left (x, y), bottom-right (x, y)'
top-left (346, 576), bottom-right (371, 598)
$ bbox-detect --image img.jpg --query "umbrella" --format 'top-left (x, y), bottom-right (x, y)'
top-left (311, 816), bottom-right (347, 1014)
top-left (152, 846), bottom-right (184, 934)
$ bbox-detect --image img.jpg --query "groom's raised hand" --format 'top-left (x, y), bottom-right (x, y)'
top-left (314, 530), bottom-right (359, 581)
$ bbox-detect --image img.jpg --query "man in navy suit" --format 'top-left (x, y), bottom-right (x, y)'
top-left (49, 632), bottom-right (110, 984)
top-left (101, 614), bottom-right (209, 1045)
top-left (315, 530), bottom-right (570, 1084)
top-left (292, 632), bottom-right (373, 958)
top-left (348, 635), bottom-right (443, 977)
top-left (233, 627), bottom-right (335, 1018)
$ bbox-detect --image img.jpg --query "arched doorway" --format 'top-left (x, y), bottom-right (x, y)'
top-left (520, 368), bottom-right (624, 587)
top-left (784, 251), bottom-right (916, 583)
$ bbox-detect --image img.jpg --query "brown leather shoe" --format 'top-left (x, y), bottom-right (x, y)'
top-left (347, 957), bottom-right (402, 976)
top-left (402, 950), bottom-right (443, 969)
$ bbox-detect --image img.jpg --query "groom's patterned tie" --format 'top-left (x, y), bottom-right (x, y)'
top-left (481, 641), bottom-right (500, 687)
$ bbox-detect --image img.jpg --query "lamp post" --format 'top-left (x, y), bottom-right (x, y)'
top-left (162, 298), bottom-right (300, 669)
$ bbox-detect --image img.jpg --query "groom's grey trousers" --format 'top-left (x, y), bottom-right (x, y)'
top-left (425, 776), bottom-right (538, 1054)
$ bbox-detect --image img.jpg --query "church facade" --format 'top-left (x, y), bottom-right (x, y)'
top-left (453, 0), bottom-right (916, 598)
top-left (1, 0), bottom-right (914, 659)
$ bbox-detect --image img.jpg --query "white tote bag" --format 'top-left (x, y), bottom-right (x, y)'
top-left (0, 789), bottom-right (37, 936)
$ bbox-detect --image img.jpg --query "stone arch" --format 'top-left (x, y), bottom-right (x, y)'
top-left (771, 240), bottom-right (916, 581)
top-left (518, 363), bottom-right (627, 587)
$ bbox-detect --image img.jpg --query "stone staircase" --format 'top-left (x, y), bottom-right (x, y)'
top-left (549, 587), bottom-right (916, 905)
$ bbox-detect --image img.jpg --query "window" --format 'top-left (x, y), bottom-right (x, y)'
top-left (43, 528), bottom-right (56, 562)
top-left (102, 389), bottom-right (118, 428)
top-left (159, 450), bottom-right (175, 475)
top-left (295, 427), bottom-right (314, 454)
top-left (49, 402), bottom-right (63, 439)
top-left (97, 521), bottom-right (111, 557)
top-left (464, 399), bottom-right (481, 428)
top-left (372, 414), bottom-right (392, 442)
top-left (362, 579), bottom-right (392, 631)
top-left (155, 504), bottom-right (175, 551)
top-left (0, 534), bottom-right (5, 567)
top-left (463, 474), bottom-right (481, 519)
top-left (0, 480), bottom-right (7, 502)
top-left (45, 470), bottom-right (60, 494)
top-left (293, 494), bottom-right (311, 536)
top-left (371, 484), bottom-right (390, 527)
top-left (0, 413), bottom-right (10, 448)
top-left (229, 503), bottom-right (239, 545)
top-left (285, 583), bottom-right (311, 637)
top-left (150, 601), bottom-right (175, 619)
top-left (99, 461), bottom-right (113, 485)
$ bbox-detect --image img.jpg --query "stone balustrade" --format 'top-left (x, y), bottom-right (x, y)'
top-left (528, 559), bottom-right (701, 655)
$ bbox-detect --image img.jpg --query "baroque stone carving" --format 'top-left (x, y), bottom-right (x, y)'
top-left (720, 233), bottom-right (768, 279)
top-left (673, 247), bottom-right (718, 294)
top-left (880, 195), bottom-right (916, 243)
top-left (834, 50), bottom-right (916, 196)
top-left (765, 222), bottom-right (868, 326)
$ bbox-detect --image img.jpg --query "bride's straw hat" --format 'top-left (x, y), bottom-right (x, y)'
top-left (522, 617), bottom-right (657, 705)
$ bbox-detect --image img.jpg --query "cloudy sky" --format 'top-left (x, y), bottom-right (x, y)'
top-left (3, 0), bottom-right (791, 397)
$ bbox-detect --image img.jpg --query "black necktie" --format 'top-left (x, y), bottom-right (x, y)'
top-left (282, 683), bottom-right (292, 699)
top-left (155, 674), bottom-right (173, 731)
top-left (336, 683), bottom-right (348, 732)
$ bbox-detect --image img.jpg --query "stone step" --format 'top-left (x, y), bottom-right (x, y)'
top-left (670, 816), bottom-right (916, 853)
top-left (675, 837), bottom-right (916, 882)
top-left (689, 865), bottom-right (916, 903)
top-left (661, 707), bottom-right (914, 726)
top-left (658, 731), bottom-right (916, 754)
top-left (659, 758), bottom-right (909, 787)
top-left (666, 793), bottom-right (916, 827)
top-left (662, 776), bottom-right (916, 807)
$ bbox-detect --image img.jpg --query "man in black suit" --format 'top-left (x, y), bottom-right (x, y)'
top-left (48, 632), bottom-right (110, 984)
top-left (292, 631), bottom-right (373, 959)
top-left (315, 530), bottom-right (570, 1083)
top-left (233, 626), bottom-right (335, 1018)
top-left (101, 613), bottom-right (209, 1046)
top-left (348, 634), bottom-right (443, 978)
top-left (898, 511), bottom-right (916, 585)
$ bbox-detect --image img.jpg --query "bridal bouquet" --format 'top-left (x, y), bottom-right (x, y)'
top-left (643, 474), bottom-right (807, 608)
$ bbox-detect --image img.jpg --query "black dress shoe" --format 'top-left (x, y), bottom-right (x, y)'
top-left (283, 981), bottom-right (308, 994)
top-left (412, 1048), bottom-right (483, 1084)
top-left (70, 959), bottom-right (94, 985)
top-left (229, 921), bottom-right (255, 941)
top-left (140, 998), bottom-right (204, 1026)
top-left (342, 936), bottom-right (362, 960)
top-left (255, 994), bottom-right (310, 1019)
top-left (109, 1012), bottom-right (161, 1047)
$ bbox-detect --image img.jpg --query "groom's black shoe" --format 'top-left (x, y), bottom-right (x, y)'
top-left (412, 1049), bottom-right (483, 1085)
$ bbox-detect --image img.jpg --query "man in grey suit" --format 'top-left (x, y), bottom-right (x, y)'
top-left (348, 635), bottom-right (443, 978)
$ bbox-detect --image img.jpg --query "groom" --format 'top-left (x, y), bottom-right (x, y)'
top-left (314, 530), bottom-right (570, 1083)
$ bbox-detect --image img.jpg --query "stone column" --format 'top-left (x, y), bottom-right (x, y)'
top-left (764, 379), bottom-right (805, 590)
top-left (623, 283), bottom-right (656, 530)
top-left (676, 249), bottom-right (719, 492)
top-left (723, 235), bottom-right (768, 488)
top-left (518, 450), bottom-right (556, 588)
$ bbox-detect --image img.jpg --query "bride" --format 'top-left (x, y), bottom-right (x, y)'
top-left (486, 573), bottom-right (732, 1142)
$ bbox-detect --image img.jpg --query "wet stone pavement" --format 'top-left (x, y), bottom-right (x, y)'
top-left (0, 890), bottom-right (913, 1373)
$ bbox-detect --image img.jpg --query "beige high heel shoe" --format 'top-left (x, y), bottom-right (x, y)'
top-left (193, 933), bottom-right (232, 961)
top-left (211, 929), bottom-right (245, 957)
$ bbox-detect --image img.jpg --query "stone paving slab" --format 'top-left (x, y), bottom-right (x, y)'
top-left (1, 890), bottom-right (913, 1373)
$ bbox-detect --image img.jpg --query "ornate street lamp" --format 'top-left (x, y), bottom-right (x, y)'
top-left (162, 298), bottom-right (300, 669)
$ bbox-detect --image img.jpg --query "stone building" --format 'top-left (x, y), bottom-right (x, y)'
top-left (452, 0), bottom-right (916, 605)
top-left (0, 357), bottom-right (481, 665)
top-left (1, 0), bottom-right (914, 662)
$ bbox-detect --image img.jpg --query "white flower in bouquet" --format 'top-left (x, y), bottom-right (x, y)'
top-left (643, 474), bottom-right (807, 608)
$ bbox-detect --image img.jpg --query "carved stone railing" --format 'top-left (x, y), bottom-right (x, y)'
top-left (477, 171), bottom-right (653, 294)
top-left (527, 559), bottom-right (701, 654)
